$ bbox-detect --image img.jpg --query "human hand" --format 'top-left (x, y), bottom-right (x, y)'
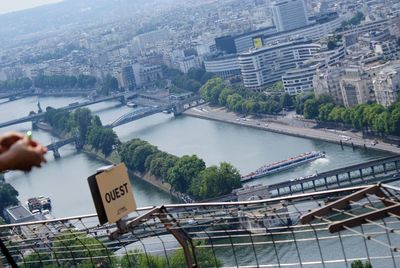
top-left (0, 138), bottom-right (48, 172)
top-left (0, 132), bottom-right (25, 153)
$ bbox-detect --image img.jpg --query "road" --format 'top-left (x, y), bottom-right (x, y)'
top-left (184, 105), bottom-right (400, 154)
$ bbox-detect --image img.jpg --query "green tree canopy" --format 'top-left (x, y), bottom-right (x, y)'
top-left (167, 155), bottom-right (206, 193)
top-left (0, 182), bottom-right (19, 217)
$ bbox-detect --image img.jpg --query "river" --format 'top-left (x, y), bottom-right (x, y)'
top-left (0, 96), bottom-right (392, 218)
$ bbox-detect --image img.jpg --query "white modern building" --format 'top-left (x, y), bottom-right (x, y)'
top-left (204, 54), bottom-right (240, 79)
top-left (234, 27), bottom-right (277, 53)
top-left (373, 63), bottom-right (400, 107)
top-left (263, 14), bottom-right (346, 46)
top-left (282, 64), bottom-right (318, 95)
top-left (178, 55), bottom-right (202, 74)
top-left (238, 40), bottom-right (321, 90)
top-left (271, 0), bottom-right (309, 32)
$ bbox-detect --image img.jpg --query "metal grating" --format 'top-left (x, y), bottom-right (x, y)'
top-left (2, 184), bottom-right (400, 267)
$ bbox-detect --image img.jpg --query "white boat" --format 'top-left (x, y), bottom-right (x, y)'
top-left (126, 102), bottom-right (137, 108)
top-left (241, 151), bottom-right (325, 182)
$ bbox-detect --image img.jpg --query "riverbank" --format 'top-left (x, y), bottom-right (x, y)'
top-left (36, 123), bottom-right (178, 199)
top-left (184, 105), bottom-right (400, 155)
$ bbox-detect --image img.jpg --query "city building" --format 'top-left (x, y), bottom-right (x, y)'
top-left (390, 15), bottom-right (400, 38)
top-left (271, 0), bottom-right (309, 32)
top-left (340, 67), bottom-right (374, 107)
top-left (132, 64), bottom-right (163, 87)
top-left (178, 55), bottom-right (202, 74)
top-left (263, 12), bottom-right (346, 45)
top-left (4, 205), bottom-right (36, 224)
top-left (373, 63), bottom-right (400, 107)
top-left (313, 66), bottom-right (344, 105)
top-left (132, 29), bottom-right (170, 54)
top-left (282, 63), bottom-right (318, 95)
top-left (233, 27), bottom-right (277, 53)
top-left (204, 54), bottom-right (240, 79)
top-left (215, 27), bottom-right (277, 54)
top-left (238, 40), bottom-right (320, 90)
top-left (121, 65), bottom-right (137, 90)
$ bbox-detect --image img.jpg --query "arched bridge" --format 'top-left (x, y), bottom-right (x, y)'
top-left (107, 106), bottom-right (166, 128)
top-left (46, 136), bottom-right (82, 159)
top-left (0, 92), bottom-right (137, 129)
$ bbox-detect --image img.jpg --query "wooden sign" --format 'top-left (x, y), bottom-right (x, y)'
top-left (88, 163), bottom-right (136, 225)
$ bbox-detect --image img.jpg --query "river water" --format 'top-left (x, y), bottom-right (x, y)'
top-left (0, 96), bottom-right (391, 218)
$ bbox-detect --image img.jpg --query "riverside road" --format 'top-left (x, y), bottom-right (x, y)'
top-left (184, 104), bottom-right (400, 155)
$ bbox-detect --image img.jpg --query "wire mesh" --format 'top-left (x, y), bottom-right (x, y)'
top-left (2, 184), bottom-right (400, 267)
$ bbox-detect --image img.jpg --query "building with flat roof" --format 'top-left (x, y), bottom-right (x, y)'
top-left (271, 0), bottom-right (309, 32)
top-left (283, 64), bottom-right (318, 95)
top-left (4, 205), bottom-right (35, 224)
top-left (121, 65), bottom-right (137, 90)
top-left (313, 66), bottom-right (344, 105)
top-left (373, 63), bottom-right (400, 107)
top-left (340, 67), bottom-right (373, 107)
top-left (204, 54), bottom-right (240, 79)
top-left (238, 40), bottom-right (320, 90)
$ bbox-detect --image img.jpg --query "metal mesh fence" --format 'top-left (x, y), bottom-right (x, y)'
top-left (2, 184), bottom-right (400, 267)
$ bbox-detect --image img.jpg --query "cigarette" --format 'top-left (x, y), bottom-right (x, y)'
top-left (27, 131), bottom-right (32, 140)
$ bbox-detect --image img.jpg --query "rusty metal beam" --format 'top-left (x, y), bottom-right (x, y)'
top-left (157, 207), bottom-right (196, 268)
top-left (109, 207), bottom-right (161, 240)
top-left (301, 185), bottom-right (381, 224)
top-left (329, 203), bottom-right (400, 233)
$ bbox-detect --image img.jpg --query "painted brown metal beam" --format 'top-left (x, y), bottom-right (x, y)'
top-left (328, 203), bottom-right (400, 233)
top-left (300, 185), bottom-right (382, 224)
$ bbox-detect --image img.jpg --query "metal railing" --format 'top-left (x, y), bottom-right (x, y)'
top-left (2, 184), bottom-right (400, 267)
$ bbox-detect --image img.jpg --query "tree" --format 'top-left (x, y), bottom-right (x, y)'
top-left (303, 99), bottom-right (320, 119)
top-left (53, 231), bottom-right (116, 267)
top-left (193, 162), bottom-right (241, 199)
top-left (167, 155), bottom-right (206, 193)
top-left (218, 87), bottom-right (234, 106)
top-left (200, 77), bottom-right (224, 104)
top-left (351, 260), bottom-right (372, 268)
top-left (73, 108), bottom-right (92, 142)
top-left (280, 93), bottom-right (293, 109)
top-left (169, 245), bottom-right (222, 267)
top-left (0, 182), bottom-right (18, 217)
top-left (120, 249), bottom-right (166, 268)
top-left (295, 93), bottom-right (314, 114)
top-left (187, 68), bottom-right (206, 81)
top-left (149, 153), bottom-right (178, 181)
top-left (100, 74), bottom-right (119, 95)
top-left (318, 103), bottom-right (334, 122)
top-left (89, 128), bottom-right (119, 156)
top-left (131, 144), bottom-right (157, 172)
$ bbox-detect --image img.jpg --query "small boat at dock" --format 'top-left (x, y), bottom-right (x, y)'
top-left (126, 102), bottom-right (137, 108)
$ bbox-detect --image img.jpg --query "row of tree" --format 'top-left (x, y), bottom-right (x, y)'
top-left (298, 94), bottom-right (400, 136)
top-left (44, 107), bottom-right (119, 156)
top-left (162, 66), bottom-right (214, 93)
top-left (119, 139), bottom-right (241, 199)
top-left (22, 231), bottom-right (221, 267)
top-left (44, 106), bottom-right (241, 199)
top-left (0, 77), bottom-right (32, 91)
top-left (200, 77), bottom-right (292, 115)
top-left (34, 74), bottom-right (97, 89)
top-left (0, 181), bottom-right (19, 218)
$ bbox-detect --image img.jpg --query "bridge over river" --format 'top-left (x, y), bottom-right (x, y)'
top-left (43, 94), bottom-right (201, 158)
top-left (0, 92), bottom-right (137, 129)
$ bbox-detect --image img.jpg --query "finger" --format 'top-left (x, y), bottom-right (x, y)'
top-left (3, 132), bottom-right (25, 139)
top-left (40, 155), bottom-right (47, 164)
